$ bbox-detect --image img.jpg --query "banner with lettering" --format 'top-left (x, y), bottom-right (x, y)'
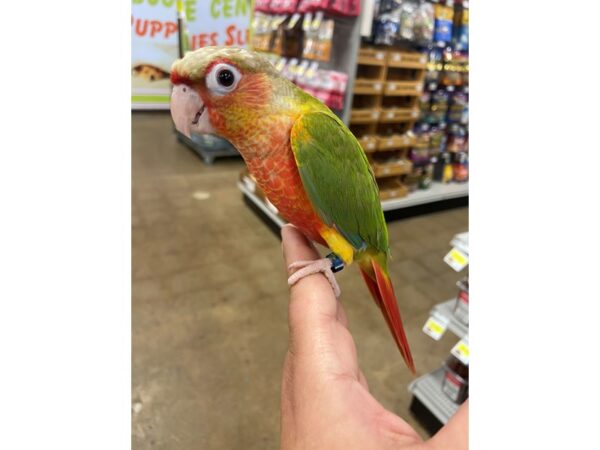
top-left (132, 0), bottom-right (252, 109)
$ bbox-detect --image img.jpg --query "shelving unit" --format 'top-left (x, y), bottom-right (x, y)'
top-left (237, 180), bottom-right (286, 228)
top-left (238, 170), bottom-right (468, 227)
top-left (408, 367), bottom-right (459, 426)
top-left (349, 46), bottom-right (427, 201)
top-left (408, 232), bottom-right (469, 433)
top-left (430, 299), bottom-right (468, 339)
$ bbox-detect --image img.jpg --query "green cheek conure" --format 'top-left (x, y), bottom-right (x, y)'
top-left (170, 46), bottom-right (415, 374)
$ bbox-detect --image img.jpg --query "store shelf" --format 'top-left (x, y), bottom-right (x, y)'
top-left (379, 107), bottom-right (419, 123)
top-left (372, 159), bottom-right (413, 178)
top-left (353, 79), bottom-right (384, 95)
top-left (357, 48), bottom-right (387, 66)
top-left (376, 134), bottom-right (415, 150)
top-left (381, 182), bottom-right (468, 211)
top-left (408, 367), bottom-right (459, 425)
top-left (350, 108), bottom-right (381, 124)
top-left (237, 181), bottom-right (286, 228)
top-left (450, 232), bottom-right (469, 255)
top-left (239, 180), bottom-right (468, 225)
top-left (431, 299), bottom-right (468, 339)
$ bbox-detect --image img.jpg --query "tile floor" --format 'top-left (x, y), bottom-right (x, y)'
top-left (132, 112), bottom-right (468, 449)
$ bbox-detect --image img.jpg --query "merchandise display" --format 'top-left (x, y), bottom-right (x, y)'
top-left (348, 0), bottom-right (469, 200)
top-left (349, 47), bottom-right (425, 199)
top-left (409, 231), bottom-right (469, 432)
top-left (442, 354), bottom-right (469, 404)
top-left (244, 0), bottom-right (467, 207)
top-left (249, 0), bottom-right (362, 116)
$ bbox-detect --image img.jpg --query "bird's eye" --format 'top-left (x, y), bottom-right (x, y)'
top-left (206, 63), bottom-right (241, 96)
top-left (217, 69), bottom-right (234, 87)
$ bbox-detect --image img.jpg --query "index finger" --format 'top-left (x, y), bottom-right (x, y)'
top-left (281, 225), bottom-right (339, 349)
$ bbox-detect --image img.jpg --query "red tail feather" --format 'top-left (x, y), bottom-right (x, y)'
top-left (359, 257), bottom-right (415, 374)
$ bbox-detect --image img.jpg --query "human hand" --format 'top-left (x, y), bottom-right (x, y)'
top-left (280, 224), bottom-right (468, 450)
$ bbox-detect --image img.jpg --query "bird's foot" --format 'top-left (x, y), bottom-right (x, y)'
top-left (287, 253), bottom-right (345, 298)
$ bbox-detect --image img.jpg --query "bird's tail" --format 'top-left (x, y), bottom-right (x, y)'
top-left (358, 253), bottom-right (415, 374)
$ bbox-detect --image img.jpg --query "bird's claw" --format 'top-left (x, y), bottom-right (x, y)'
top-left (287, 255), bottom-right (344, 298)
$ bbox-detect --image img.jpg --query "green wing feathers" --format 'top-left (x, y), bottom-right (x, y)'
top-left (290, 112), bottom-right (388, 254)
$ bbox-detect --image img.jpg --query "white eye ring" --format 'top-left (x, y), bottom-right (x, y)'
top-left (206, 63), bottom-right (241, 96)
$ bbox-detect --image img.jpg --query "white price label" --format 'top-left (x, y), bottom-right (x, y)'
top-left (387, 112), bottom-right (394, 119)
top-left (376, 52), bottom-right (385, 60)
top-left (423, 314), bottom-right (448, 340)
top-left (393, 54), bottom-right (401, 61)
top-left (388, 83), bottom-right (396, 90)
top-left (287, 13), bottom-right (301, 29)
top-left (368, 142), bottom-right (375, 149)
top-left (411, 110), bottom-right (419, 118)
top-left (373, 83), bottom-right (382, 91)
top-left (451, 338), bottom-right (469, 365)
top-left (444, 247), bottom-right (469, 271)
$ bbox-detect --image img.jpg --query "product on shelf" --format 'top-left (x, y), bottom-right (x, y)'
top-left (372, 0), bottom-right (435, 47)
top-left (442, 354), bottom-right (469, 404)
top-left (452, 152), bottom-right (468, 182)
top-left (275, 57), bottom-right (348, 110)
top-left (441, 152), bottom-right (453, 183)
top-left (433, 3), bottom-right (454, 44)
top-left (453, 279), bottom-right (469, 325)
top-left (413, 1), bottom-right (435, 43)
top-left (453, 4), bottom-right (468, 51)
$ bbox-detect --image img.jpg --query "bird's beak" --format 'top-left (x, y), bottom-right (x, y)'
top-left (170, 84), bottom-right (215, 138)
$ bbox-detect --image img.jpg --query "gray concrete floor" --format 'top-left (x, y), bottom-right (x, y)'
top-left (132, 112), bottom-right (468, 449)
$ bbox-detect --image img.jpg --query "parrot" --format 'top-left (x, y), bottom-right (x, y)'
top-left (169, 46), bottom-right (415, 374)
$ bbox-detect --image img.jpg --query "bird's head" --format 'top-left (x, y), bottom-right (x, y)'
top-left (169, 46), bottom-right (280, 139)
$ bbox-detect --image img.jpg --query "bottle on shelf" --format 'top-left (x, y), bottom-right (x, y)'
top-left (442, 353), bottom-right (469, 404)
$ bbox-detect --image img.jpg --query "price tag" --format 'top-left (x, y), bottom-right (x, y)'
top-left (312, 11), bottom-right (324, 30)
top-left (373, 83), bottom-right (381, 91)
top-left (287, 13), bottom-right (301, 29)
top-left (423, 314), bottom-right (448, 340)
top-left (388, 83), bottom-right (396, 90)
top-left (387, 112), bottom-right (394, 119)
top-left (367, 142), bottom-right (375, 150)
top-left (444, 247), bottom-right (469, 271)
top-left (411, 110), bottom-right (418, 118)
top-left (376, 52), bottom-right (385, 60)
top-left (393, 53), bottom-right (401, 61)
top-left (302, 12), bottom-right (313, 31)
top-left (451, 338), bottom-right (469, 365)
